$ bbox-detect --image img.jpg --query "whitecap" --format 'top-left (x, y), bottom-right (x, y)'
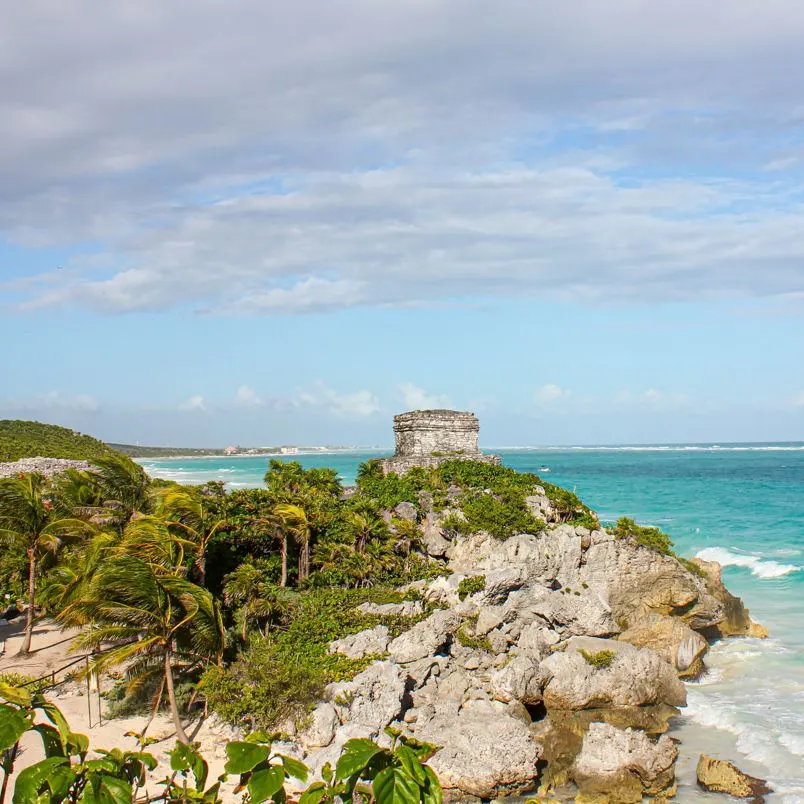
top-left (696, 546), bottom-right (801, 579)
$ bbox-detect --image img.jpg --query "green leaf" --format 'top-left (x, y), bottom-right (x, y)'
top-left (394, 746), bottom-right (426, 786)
top-left (46, 765), bottom-right (77, 799)
top-left (0, 681), bottom-right (32, 707)
top-left (422, 766), bottom-right (442, 804)
top-left (298, 781), bottom-right (327, 804)
top-left (334, 739), bottom-right (385, 781)
top-left (33, 724), bottom-right (66, 758)
top-left (248, 766), bottom-right (285, 803)
top-left (277, 753), bottom-right (309, 782)
top-left (97, 774), bottom-right (133, 804)
top-left (13, 756), bottom-right (69, 804)
top-left (0, 708), bottom-right (29, 752)
top-left (224, 741), bottom-right (271, 774)
top-left (169, 742), bottom-right (209, 790)
top-left (245, 730), bottom-right (274, 745)
top-left (321, 762), bottom-right (334, 784)
top-left (372, 766), bottom-right (420, 804)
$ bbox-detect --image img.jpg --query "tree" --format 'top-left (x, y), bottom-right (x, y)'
top-left (274, 503), bottom-right (313, 582)
top-left (342, 506), bottom-right (389, 554)
top-left (88, 454), bottom-right (152, 528)
top-left (154, 486), bottom-right (225, 585)
top-left (222, 561), bottom-right (296, 641)
top-left (59, 519), bottom-right (224, 744)
top-left (0, 473), bottom-right (90, 654)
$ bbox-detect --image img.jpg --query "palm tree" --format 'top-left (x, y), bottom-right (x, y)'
top-left (153, 487), bottom-right (224, 585)
top-left (222, 561), bottom-right (296, 641)
top-left (60, 548), bottom-right (224, 744)
top-left (0, 473), bottom-right (91, 654)
top-left (342, 508), bottom-right (389, 554)
top-left (274, 503), bottom-right (313, 582)
top-left (89, 455), bottom-right (152, 528)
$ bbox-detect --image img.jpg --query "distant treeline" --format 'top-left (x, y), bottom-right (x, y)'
top-left (0, 420), bottom-right (122, 463)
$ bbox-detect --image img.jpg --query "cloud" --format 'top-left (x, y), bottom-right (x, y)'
top-left (179, 395), bottom-right (206, 411)
top-left (534, 384), bottom-right (569, 406)
top-left (235, 385), bottom-right (262, 406)
top-left (0, 391), bottom-right (100, 413)
top-left (400, 383), bottom-right (451, 410)
top-left (4, 2), bottom-right (804, 314)
top-left (299, 382), bottom-right (380, 418)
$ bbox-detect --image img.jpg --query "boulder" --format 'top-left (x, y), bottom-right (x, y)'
top-left (571, 723), bottom-right (678, 802)
top-left (540, 637), bottom-right (686, 710)
top-left (475, 606), bottom-right (505, 635)
top-left (414, 702), bottom-right (542, 798)
top-left (696, 755), bottom-right (772, 800)
top-left (420, 514), bottom-right (454, 558)
top-left (515, 586), bottom-right (619, 638)
top-left (517, 621), bottom-right (560, 660)
top-left (328, 625), bottom-right (390, 659)
top-left (393, 501), bottom-right (418, 522)
top-left (357, 601), bottom-right (424, 617)
top-left (489, 655), bottom-right (545, 705)
top-left (327, 661), bottom-right (405, 733)
top-left (388, 609), bottom-right (460, 664)
top-left (299, 703), bottom-right (339, 749)
top-left (619, 614), bottom-right (708, 676)
top-left (693, 560), bottom-right (769, 638)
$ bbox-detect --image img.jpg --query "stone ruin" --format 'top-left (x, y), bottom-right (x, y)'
top-left (378, 409), bottom-right (500, 475)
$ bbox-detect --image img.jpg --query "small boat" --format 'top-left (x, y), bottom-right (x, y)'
top-left (539, 466), bottom-right (551, 473)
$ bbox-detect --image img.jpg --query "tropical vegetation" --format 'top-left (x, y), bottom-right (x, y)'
top-left (0, 420), bottom-right (123, 463)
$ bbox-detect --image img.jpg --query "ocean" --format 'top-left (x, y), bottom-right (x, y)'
top-left (139, 445), bottom-right (804, 802)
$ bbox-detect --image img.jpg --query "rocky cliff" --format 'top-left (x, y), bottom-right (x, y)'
top-left (242, 489), bottom-right (764, 802)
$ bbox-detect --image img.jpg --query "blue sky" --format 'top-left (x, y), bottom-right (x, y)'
top-left (1, 1), bottom-right (803, 446)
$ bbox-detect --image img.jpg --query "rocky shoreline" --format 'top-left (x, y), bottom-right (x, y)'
top-left (223, 493), bottom-right (768, 802)
top-left (0, 456), bottom-right (93, 478)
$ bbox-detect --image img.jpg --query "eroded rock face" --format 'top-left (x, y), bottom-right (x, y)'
top-left (282, 506), bottom-right (762, 802)
top-left (328, 625), bottom-right (390, 659)
top-left (696, 754), bottom-right (772, 800)
top-left (572, 723), bottom-right (678, 802)
top-left (618, 613), bottom-right (708, 677)
top-left (693, 560), bottom-right (769, 638)
top-left (414, 701), bottom-right (543, 798)
top-left (540, 637), bottom-right (686, 710)
top-left (388, 609), bottom-right (460, 664)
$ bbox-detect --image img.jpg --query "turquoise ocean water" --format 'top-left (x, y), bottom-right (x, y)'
top-left (140, 446), bottom-right (804, 802)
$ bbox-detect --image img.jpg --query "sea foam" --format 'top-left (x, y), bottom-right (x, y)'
top-left (696, 546), bottom-right (801, 579)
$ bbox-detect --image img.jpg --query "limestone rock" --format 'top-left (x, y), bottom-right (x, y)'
top-left (540, 637), bottom-right (686, 710)
top-left (388, 609), bottom-right (460, 664)
top-left (357, 600), bottom-right (423, 617)
top-left (475, 606), bottom-right (505, 635)
top-left (696, 754), bottom-right (772, 800)
top-left (414, 702), bottom-right (542, 798)
top-left (517, 621), bottom-right (560, 660)
top-left (516, 586), bottom-right (619, 638)
top-left (572, 723), bottom-right (678, 802)
top-left (694, 559), bottom-right (769, 638)
top-left (300, 703), bottom-right (339, 749)
top-left (328, 625), bottom-right (390, 659)
top-left (326, 661), bottom-right (405, 733)
top-left (420, 514), bottom-right (453, 558)
top-left (619, 614), bottom-right (708, 676)
top-left (489, 654), bottom-right (544, 705)
top-left (393, 501), bottom-right (418, 521)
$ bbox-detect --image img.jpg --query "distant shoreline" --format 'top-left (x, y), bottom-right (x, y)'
top-left (135, 448), bottom-right (390, 462)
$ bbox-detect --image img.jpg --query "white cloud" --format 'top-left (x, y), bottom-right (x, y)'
top-left (399, 383), bottom-right (451, 411)
top-left (3, 2), bottom-right (804, 315)
top-left (235, 385), bottom-right (262, 406)
top-left (534, 384), bottom-right (570, 406)
top-left (0, 391), bottom-right (101, 413)
top-left (298, 382), bottom-right (380, 418)
top-left (179, 395), bottom-right (206, 411)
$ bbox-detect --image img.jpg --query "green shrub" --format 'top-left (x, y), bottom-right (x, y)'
top-left (456, 624), bottom-right (492, 652)
top-left (457, 575), bottom-right (486, 601)
top-left (579, 649), bottom-right (616, 669)
top-left (0, 419), bottom-right (123, 462)
top-left (611, 517), bottom-right (674, 555)
top-left (459, 489), bottom-right (546, 540)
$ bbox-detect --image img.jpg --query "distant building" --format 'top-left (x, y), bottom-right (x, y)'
top-left (223, 446), bottom-right (238, 455)
top-left (379, 409), bottom-right (500, 475)
top-left (280, 446), bottom-right (300, 455)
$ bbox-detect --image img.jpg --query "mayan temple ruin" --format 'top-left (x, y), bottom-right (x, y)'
top-left (379, 409), bottom-right (500, 475)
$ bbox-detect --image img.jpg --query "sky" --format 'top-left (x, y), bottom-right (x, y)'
top-left (1, 0), bottom-right (804, 447)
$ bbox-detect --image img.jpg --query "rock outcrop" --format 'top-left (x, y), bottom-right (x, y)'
top-left (264, 498), bottom-right (765, 800)
top-left (696, 754), bottom-right (772, 800)
top-left (0, 457), bottom-right (93, 479)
